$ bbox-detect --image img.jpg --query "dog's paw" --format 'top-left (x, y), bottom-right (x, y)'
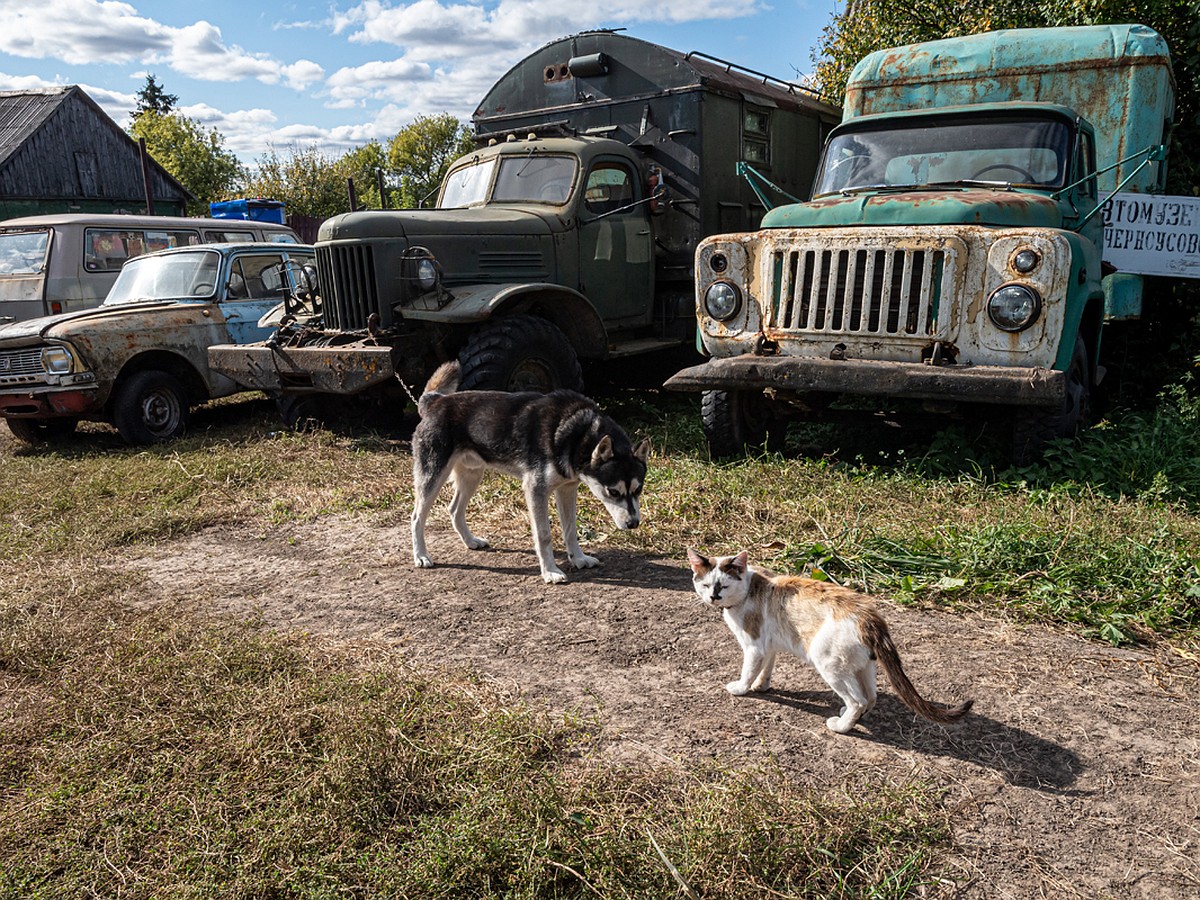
top-left (414, 554), bottom-right (434, 569)
top-left (568, 553), bottom-right (600, 570)
top-left (725, 681), bottom-right (751, 696)
top-left (541, 568), bottom-right (569, 584)
top-left (464, 536), bottom-right (490, 551)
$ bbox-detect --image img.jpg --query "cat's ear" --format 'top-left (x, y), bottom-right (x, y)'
top-left (632, 437), bottom-right (652, 463)
top-left (732, 550), bottom-right (750, 573)
top-left (591, 434), bottom-right (614, 464)
top-left (686, 548), bottom-right (709, 573)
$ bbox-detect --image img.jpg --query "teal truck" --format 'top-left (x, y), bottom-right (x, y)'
top-left (665, 24), bottom-right (1175, 459)
top-left (207, 32), bottom-right (839, 419)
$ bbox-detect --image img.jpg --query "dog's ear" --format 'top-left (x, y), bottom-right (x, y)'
top-left (591, 434), bottom-right (614, 464)
top-left (632, 437), bottom-right (651, 463)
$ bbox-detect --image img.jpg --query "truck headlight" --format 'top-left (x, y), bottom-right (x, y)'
top-left (417, 257), bottom-right (439, 291)
top-left (1011, 248), bottom-right (1040, 274)
top-left (988, 284), bottom-right (1042, 332)
top-left (704, 282), bottom-right (742, 321)
top-left (41, 346), bottom-right (74, 374)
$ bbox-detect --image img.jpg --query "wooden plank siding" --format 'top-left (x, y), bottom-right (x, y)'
top-left (0, 87), bottom-right (192, 218)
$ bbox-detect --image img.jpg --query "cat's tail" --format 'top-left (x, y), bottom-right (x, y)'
top-left (417, 361), bottom-right (461, 417)
top-left (860, 612), bottom-right (973, 725)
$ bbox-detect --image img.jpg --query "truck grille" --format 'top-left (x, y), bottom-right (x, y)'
top-left (767, 240), bottom-right (960, 338)
top-left (478, 251), bottom-right (548, 279)
top-left (0, 347), bottom-right (47, 383)
top-left (318, 244), bottom-right (379, 331)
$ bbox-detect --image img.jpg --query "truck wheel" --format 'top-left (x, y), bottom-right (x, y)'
top-left (1012, 337), bottom-right (1091, 463)
top-left (112, 370), bottom-right (190, 445)
top-left (701, 389), bottom-right (787, 459)
top-left (458, 315), bottom-right (583, 393)
top-left (6, 417), bottom-right (78, 444)
top-left (274, 393), bottom-right (325, 431)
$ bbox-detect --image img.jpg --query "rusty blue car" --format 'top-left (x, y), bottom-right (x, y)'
top-left (0, 242), bottom-right (314, 445)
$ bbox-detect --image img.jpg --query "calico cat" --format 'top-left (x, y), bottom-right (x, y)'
top-left (688, 549), bottom-right (973, 734)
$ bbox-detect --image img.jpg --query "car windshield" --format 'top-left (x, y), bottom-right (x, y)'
top-left (102, 250), bottom-right (222, 305)
top-left (0, 230), bottom-right (50, 276)
top-left (813, 116), bottom-right (1072, 196)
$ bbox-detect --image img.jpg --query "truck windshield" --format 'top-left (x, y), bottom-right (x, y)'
top-left (491, 156), bottom-right (577, 205)
top-left (440, 158), bottom-right (498, 208)
top-left (103, 250), bottom-right (222, 305)
top-left (0, 230), bottom-right (50, 276)
top-left (813, 117), bottom-right (1072, 195)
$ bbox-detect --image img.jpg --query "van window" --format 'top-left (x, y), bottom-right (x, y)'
top-left (204, 230), bottom-right (256, 243)
top-left (85, 228), bottom-right (201, 272)
top-left (0, 230), bottom-right (50, 275)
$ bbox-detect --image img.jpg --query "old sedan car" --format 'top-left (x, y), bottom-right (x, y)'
top-left (0, 242), bottom-right (314, 445)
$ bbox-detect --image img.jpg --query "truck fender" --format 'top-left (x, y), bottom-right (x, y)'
top-left (416, 282), bottom-right (609, 360)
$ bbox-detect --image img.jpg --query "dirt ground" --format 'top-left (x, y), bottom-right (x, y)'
top-left (114, 508), bottom-right (1200, 899)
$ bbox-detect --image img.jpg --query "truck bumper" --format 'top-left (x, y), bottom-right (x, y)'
top-left (208, 344), bottom-right (397, 394)
top-left (664, 355), bottom-right (1066, 407)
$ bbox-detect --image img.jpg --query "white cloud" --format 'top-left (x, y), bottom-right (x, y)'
top-left (0, 1), bottom-right (322, 90)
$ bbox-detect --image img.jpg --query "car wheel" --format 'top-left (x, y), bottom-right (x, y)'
top-left (1012, 337), bottom-right (1091, 463)
top-left (701, 389), bottom-right (787, 459)
top-left (458, 315), bottom-right (582, 393)
top-left (112, 370), bottom-right (190, 445)
top-left (6, 417), bottom-right (78, 444)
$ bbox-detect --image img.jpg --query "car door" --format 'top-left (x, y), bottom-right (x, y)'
top-left (577, 160), bottom-right (654, 325)
top-left (218, 249), bottom-right (309, 345)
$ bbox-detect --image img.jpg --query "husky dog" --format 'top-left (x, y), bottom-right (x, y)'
top-left (411, 361), bottom-right (651, 583)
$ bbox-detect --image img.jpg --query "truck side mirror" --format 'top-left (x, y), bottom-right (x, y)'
top-left (648, 167), bottom-right (669, 215)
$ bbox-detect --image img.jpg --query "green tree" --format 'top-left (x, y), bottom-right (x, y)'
top-left (131, 73), bottom-right (178, 117)
top-left (241, 143), bottom-right (350, 221)
top-left (387, 114), bottom-right (475, 208)
top-left (812, 0), bottom-right (1198, 194)
top-left (130, 110), bottom-right (244, 215)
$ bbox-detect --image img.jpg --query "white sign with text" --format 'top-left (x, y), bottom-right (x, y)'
top-left (1102, 192), bottom-right (1200, 279)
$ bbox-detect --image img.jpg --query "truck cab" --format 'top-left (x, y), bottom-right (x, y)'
top-left (666, 25), bottom-right (1174, 459)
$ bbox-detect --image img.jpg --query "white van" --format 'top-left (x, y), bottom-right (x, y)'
top-left (0, 213), bottom-right (300, 324)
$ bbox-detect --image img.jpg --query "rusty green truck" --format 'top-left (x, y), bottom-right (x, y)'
top-left (208, 31), bottom-right (839, 420)
top-left (665, 24), bottom-right (1175, 460)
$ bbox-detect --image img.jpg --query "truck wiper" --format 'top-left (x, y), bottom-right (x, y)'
top-left (925, 179), bottom-right (1016, 190)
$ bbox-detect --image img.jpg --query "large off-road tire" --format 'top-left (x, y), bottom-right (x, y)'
top-left (1012, 337), bottom-right (1092, 464)
top-left (701, 389), bottom-right (788, 459)
top-left (112, 370), bottom-right (190, 445)
top-left (274, 393), bottom-right (326, 431)
top-left (458, 315), bottom-right (583, 393)
top-left (6, 417), bottom-right (78, 444)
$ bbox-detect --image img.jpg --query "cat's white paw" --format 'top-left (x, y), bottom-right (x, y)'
top-left (464, 536), bottom-right (490, 550)
top-left (414, 554), bottom-right (434, 569)
top-left (825, 715), bottom-right (855, 734)
top-left (751, 679), bottom-right (772, 692)
top-left (725, 681), bottom-right (751, 696)
top-left (541, 568), bottom-right (569, 584)
top-left (569, 553), bottom-right (600, 570)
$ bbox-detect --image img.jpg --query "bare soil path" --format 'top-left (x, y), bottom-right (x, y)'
top-left (120, 515), bottom-right (1200, 899)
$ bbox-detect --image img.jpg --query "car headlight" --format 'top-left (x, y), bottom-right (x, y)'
top-left (988, 284), bottom-right (1042, 332)
top-left (704, 282), bottom-right (742, 321)
top-left (417, 257), bottom-right (439, 291)
top-left (41, 345), bottom-right (74, 375)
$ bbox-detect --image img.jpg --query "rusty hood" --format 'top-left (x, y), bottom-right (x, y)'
top-left (761, 189), bottom-right (1069, 230)
top-left (0, 301), bottom-right (181, 344)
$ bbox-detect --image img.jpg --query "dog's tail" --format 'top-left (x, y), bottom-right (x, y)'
top-left (859, 611), bottom-right (973, 725)
top-left (417, 361), bottom-right (461, 417)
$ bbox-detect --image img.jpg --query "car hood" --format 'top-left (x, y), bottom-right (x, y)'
top-left (0, 301), bottom-right (182, 343)
top-left (761, 189), bottom-right (1069, 229)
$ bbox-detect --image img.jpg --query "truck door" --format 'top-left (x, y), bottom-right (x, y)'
top-left (577, 160), bottom-right (653, 324)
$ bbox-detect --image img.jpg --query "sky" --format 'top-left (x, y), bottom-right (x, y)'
top-left (0, 0), bottom-right (843, 164)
